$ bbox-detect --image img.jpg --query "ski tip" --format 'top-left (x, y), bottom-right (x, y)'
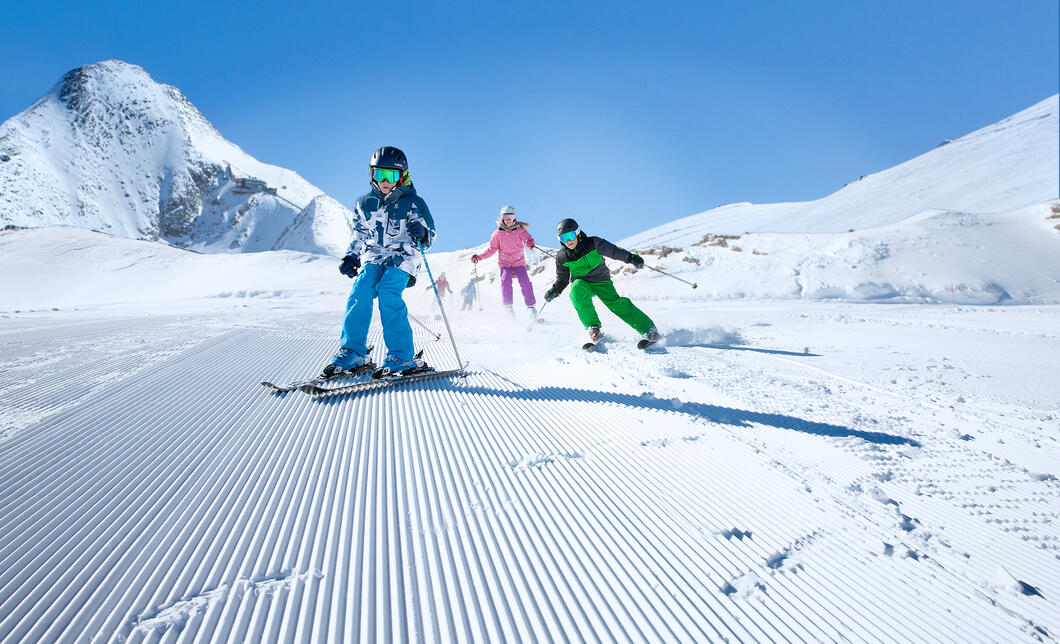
top-left (261, 381), bottom-right (297, 393)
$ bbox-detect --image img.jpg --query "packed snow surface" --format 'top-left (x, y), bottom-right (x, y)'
top-left (1, 223), bottom-right (1058, 642)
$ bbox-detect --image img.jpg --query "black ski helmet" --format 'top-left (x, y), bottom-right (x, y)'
top-left (557, 218), bottom-right (580, 238)
top-left (370, 146), bottom-right (408, 171)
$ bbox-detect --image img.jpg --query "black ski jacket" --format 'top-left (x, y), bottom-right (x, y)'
top-left (548, 233), bottom-right (634, 295)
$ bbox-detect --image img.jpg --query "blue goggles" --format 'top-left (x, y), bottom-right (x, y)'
top-left (559, 230), bottom-right (579, 244)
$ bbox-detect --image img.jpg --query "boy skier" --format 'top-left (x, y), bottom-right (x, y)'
top-left (323, 146), bottom-right (436, 377)
top-left (459, 278), bottom-right (477, 311)
top-left (543, 218), bottom-right (660, 348)
top-left (471, 205), bottom-right (538, 317)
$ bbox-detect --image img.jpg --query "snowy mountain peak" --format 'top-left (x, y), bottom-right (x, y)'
top-left (57, 60), bottom-right (207, 127)
top-left (52, 60), bottom-right (225, 159)
top-left (0, 59), bottom-right (351, 254)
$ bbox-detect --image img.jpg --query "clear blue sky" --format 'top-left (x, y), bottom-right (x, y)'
top-left (2, 0), bottom-right (1057, 252)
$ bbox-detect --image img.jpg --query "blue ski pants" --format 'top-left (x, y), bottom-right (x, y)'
top-left (340, 263), bottom-right (415, 361)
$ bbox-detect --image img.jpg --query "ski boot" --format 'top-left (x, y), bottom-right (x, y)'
top-left (504, 305), bottom-right (515, 318)
top-left (322, 347), bottom-right (366, 378)
top-left (372, 355), bottom-right (430, 379)
top-left (637, 326), bottom-right (660, 350)
top-left (583, 325), bottom-right (603, 351)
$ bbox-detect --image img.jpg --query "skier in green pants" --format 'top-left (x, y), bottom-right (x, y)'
top-left (543, 218), bottom-right (660, 347)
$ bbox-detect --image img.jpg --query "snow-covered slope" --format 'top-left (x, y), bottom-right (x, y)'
top-left (0, 60), bottom-right (351, 255)
top-left (626, 94), bottom-right (1059, 247)
top-left (1, 265), bottom-right (1058, 642)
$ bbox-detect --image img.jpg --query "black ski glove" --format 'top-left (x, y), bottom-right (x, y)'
top-left (544, 287), bottom-right (561, 302)
top-left (627, 253), bottom-right (644, 267)
top-left (339, 255), bottom-right (360, 278)
top-left (406, 220), bottom-right (428, 244)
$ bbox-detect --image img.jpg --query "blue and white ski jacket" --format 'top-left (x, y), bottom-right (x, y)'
top-left (344, 181), bottom-right (436, 277)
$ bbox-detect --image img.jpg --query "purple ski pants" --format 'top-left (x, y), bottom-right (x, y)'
top-left (499, 265), bottom-right (536, 307)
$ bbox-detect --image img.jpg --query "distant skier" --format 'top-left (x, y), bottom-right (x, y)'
top-left (428, 272), bottom-right (453, 300)
top-left (323, 146), bottom-right (436, 377)
top-left (471, 205), bottom-right (538, 318)
top-left (543, 218), bottom-right (659, 348)
top-left (460, 278), bottom-right (479, 311)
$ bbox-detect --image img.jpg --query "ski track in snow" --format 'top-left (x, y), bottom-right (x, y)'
top-left (0, 303), bottom-right (1058, 642)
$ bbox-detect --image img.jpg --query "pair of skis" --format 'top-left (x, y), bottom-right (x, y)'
top-left (298, 365), bottom-right (467, 397)
top-left (262, 347), bottom-right (467, 397)
top-left (263, 364), bottom-right (467, 397)
top-left (582, 335), bottom-right (658, 352)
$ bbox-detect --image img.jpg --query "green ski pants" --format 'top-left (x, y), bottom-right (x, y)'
top-left (569, 279), bottom-right (655, 333)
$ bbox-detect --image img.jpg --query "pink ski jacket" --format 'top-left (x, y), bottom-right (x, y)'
top-left (476, 222), bottom-right (535, 268)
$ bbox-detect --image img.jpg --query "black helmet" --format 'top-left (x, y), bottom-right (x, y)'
top-left (557, 218), bottom-right (580, 238)
top-left (370, 146), bottom-right (408, 170)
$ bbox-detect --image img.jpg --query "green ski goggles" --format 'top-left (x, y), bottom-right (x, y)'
top-left (372, 167), bottom-right (402, 184)
top-left (559, 230), bottom-right (579, 244)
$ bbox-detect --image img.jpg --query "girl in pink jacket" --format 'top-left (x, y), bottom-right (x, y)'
top-left (471, 205), bottom-right (538, 317)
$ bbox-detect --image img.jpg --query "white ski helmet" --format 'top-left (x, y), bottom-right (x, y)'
top-left (499, 205), bottom-right (517, 218)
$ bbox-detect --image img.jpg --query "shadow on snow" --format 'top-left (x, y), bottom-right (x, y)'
top-left (456, 384), bottom-right (919, 447)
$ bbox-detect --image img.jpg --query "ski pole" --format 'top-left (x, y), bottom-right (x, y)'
top-left (418, 241), bottom-right (465, 371)
top-left (473, 263), bottom-right (482, 310)
top-left (408, 313), bottom-right (442, 341)
top-left (542, 244), bottom-right (696, 288)
top-left (526, 299), bottom-right (549, 331)
top-left (643, 263), bottom-right (698, 289)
